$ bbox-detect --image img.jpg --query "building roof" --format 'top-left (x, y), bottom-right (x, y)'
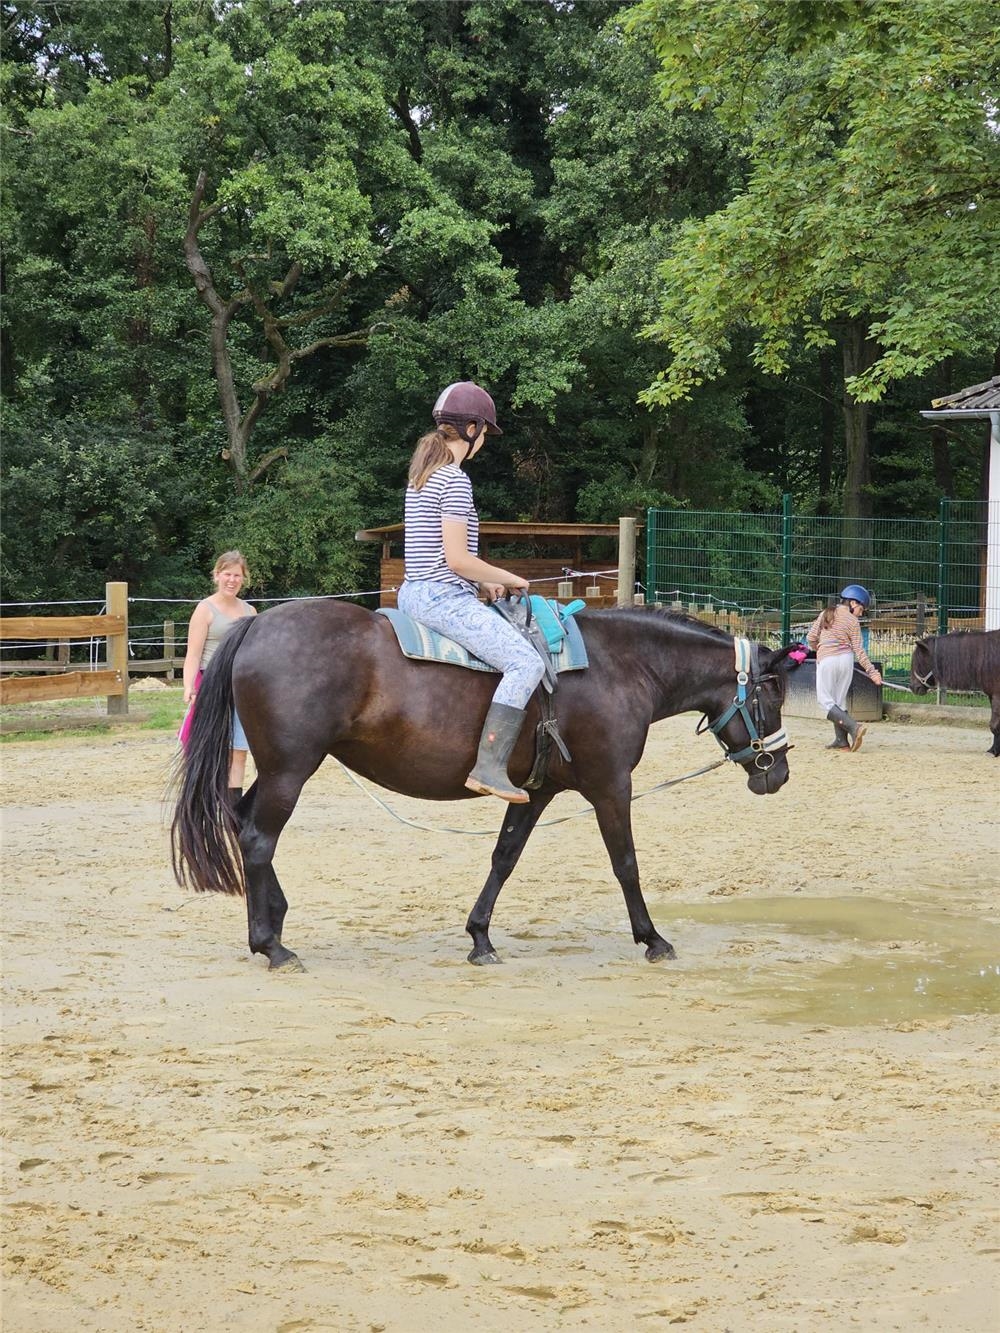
top-left (930, 375), bottom-right (1000, 411)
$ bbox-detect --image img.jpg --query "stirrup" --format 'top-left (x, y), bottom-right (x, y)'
top-left (464, 773), bottom-right (530, 804)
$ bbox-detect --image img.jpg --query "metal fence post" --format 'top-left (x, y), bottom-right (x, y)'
top-left (781, 493), bottom-right (793, 644)
top-left (645, 509), bottom-right (654, 604)
top-left (936, 498), bottom-right (949, 703)
top-left (937, 498), bottom-right (950, 636)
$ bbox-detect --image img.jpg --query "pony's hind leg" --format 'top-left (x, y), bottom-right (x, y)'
top-left (591, 784), bottom-right (675, 962)
top-left (466, 792), bottom-right (555, 964)
top-left (239, 768), bottom-right (315, 972)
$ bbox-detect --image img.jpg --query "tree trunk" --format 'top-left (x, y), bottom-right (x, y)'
top-left (639, 416), bottom-right (659, 485)
top-left (930, 357), bottom-right (954, 495)
top-left (183, 173), bottom-right (252, 490)
top-left (841, 320), bottom-right (873, 520)
top-left (816, 347), bottom-right (834, 516)
top-left (840, 320), bottom-right (875, 584)
top-left (183, 172), bottom-right (378, 493)
top-left (129, 212), bottom-right (156, 429)
top-left (0, 254), bottom-right (13, 398)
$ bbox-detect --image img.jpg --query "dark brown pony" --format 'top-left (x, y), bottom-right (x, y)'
top-left (172, 601), bottom-right (796, 971)
top-left (910, 629), bottom-right (1000, 755)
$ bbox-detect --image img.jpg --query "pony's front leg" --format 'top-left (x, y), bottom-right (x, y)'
top-left (466, 791), bottom-right (555, 964)
top-left (591, 784), bottom-right (675, 962)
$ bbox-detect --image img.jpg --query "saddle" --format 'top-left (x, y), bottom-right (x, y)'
top-left (376, 596), bottom-right (589, 680)
top-left (377, 596), bottom-right (589, 789)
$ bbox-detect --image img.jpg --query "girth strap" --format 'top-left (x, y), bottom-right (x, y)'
top-left (524, 690), bottom-right (573, 791)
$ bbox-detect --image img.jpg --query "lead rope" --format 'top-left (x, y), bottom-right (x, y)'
top-left (332, 755), bottom-right (726, 837)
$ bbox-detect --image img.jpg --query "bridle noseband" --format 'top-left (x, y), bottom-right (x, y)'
top-left (697, 638), bottom-right (789, 770)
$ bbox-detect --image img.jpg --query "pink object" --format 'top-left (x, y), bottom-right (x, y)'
top-left (788, 647), bottom-right (808, 665)
top-left (178, 670), bottom-right (203, 750)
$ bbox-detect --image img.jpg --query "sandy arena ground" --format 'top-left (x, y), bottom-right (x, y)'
top-left (1, 712), bottom-right (998, 1331)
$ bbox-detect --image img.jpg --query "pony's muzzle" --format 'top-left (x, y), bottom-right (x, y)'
top-left (746, 755), bottom-right (789, 795)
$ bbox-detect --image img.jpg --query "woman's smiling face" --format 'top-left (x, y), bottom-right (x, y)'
top-left (214, 563), bottom-right (245, 595)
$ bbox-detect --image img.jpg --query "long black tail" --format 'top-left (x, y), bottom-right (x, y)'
top-left (171, 617), bottom-right (257, 895)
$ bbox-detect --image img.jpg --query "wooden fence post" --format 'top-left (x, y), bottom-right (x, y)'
top-left (106, 581), bottom-right (129, 715)
top-left (164, 620), bottom-right (175, 682)
top-left (617, 517), bottom-right (636, 608)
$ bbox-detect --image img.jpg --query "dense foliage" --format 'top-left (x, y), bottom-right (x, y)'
top-left (631, 0), bottom-right (1000, 515)
top-left (1, 0), bottom-right (995, 600)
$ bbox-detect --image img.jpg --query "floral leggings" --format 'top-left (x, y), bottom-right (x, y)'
top-left (397, 580), bottom-right (545, 709)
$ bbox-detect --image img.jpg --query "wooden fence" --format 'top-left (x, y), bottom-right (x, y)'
top-left (0, 582), bottom-right (129, 713)
top-left (0, 524), bottom-right (644, 709)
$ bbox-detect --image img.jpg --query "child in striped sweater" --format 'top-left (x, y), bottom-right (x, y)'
top-left (806, 584), bottom-right (882, 751)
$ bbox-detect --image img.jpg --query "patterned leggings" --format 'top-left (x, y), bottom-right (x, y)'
top-left (397, 580), bottom-right (545, 708)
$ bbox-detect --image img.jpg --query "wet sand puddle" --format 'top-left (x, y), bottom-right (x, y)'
top-left (666, 896), bottom-right (1000, 1025)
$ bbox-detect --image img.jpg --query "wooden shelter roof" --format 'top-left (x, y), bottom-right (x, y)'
top-left (931, 375), bottom-right (1000, 411)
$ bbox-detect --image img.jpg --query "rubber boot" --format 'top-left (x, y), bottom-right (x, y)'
top-left (825, 719), bottom-right (850, 750)
top-left (465, 702), bottom-right (530, 804)
top-left (827, 705), bottom-right (866, 752)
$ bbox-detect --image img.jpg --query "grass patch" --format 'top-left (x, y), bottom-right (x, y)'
top-left (137, 692), bottom-right (188, 731)
top-left (0, 682), bottom-right (187, 742)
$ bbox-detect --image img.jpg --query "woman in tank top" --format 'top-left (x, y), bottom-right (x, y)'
top-left (397, 381), bottom-right (545, 804)
top-left (180, 550), bottom-right (257, 805)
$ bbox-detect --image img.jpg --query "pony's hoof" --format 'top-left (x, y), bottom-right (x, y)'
top-left (270, 953), bottom-right (306, 974)
top-left (645, 940), bottom-right (676, 962)
top-left (468, 948), bottom-right (502, 966)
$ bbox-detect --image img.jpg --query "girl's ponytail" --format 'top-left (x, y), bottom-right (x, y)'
top-left (408, 424), bottom-right (463, 490)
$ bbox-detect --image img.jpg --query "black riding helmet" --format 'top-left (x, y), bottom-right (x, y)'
top-left (432, 381), bottom-right (503, 451)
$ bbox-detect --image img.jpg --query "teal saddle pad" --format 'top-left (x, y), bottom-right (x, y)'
top-left (377, 599), bottom-right (589, 674)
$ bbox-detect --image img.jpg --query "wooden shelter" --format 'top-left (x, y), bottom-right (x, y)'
top-left (355, 521), bottom-right (638, 608)
top-left (920, 375), bottom-right (1000, 631)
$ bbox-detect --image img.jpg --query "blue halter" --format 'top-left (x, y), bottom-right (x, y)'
top-left (699, 638), bottom-right (789, 769)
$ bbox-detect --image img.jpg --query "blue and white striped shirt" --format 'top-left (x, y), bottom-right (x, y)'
top-left (404, 464), bottom-right (479, 592)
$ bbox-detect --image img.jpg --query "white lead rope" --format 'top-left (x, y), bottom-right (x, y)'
top-left (333, 756), bottom-right (727, 837)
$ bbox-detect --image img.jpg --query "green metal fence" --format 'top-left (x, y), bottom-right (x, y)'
top-left (645, 498), bottom-right (995, 689)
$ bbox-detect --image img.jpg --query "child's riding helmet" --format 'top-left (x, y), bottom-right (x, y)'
top-left (840, 584), bottom-right (871, 607)
top-left (432, 381), bottom-right (503, 437)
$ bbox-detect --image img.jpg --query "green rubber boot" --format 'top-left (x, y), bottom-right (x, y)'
top-left (465, 702), bottom-right (530, 804)
top-left (825, 717), bottom-right (850, 750)
top-left (827, 705), bottom-right (866, 752)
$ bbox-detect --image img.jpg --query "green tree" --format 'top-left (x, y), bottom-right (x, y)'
top-left (630, 0), bottom-right (1000, 517)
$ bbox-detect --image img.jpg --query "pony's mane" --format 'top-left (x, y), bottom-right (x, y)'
top-left (609, 605), bottom-right (735, 643)
top-left (928, 630), bottom-right (1000, 692)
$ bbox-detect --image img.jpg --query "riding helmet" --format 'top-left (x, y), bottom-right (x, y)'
top-left (840, 584), bottom-right (871, 607)
top-left (432, 381), bottom-right (503, 436)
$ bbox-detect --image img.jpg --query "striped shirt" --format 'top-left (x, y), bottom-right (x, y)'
top-left (806, 604), bottom-right (876, 675)
top-left (404, 464), bottom-right (479, 592)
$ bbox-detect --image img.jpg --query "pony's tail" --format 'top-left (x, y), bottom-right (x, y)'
top-left (171, 617), bottom-right (257, 896)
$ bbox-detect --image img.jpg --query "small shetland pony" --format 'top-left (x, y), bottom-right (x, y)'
top-left (910, 629), bottom-right (1000, 755)
top-left (172, 601), bottom-right (797, 971)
